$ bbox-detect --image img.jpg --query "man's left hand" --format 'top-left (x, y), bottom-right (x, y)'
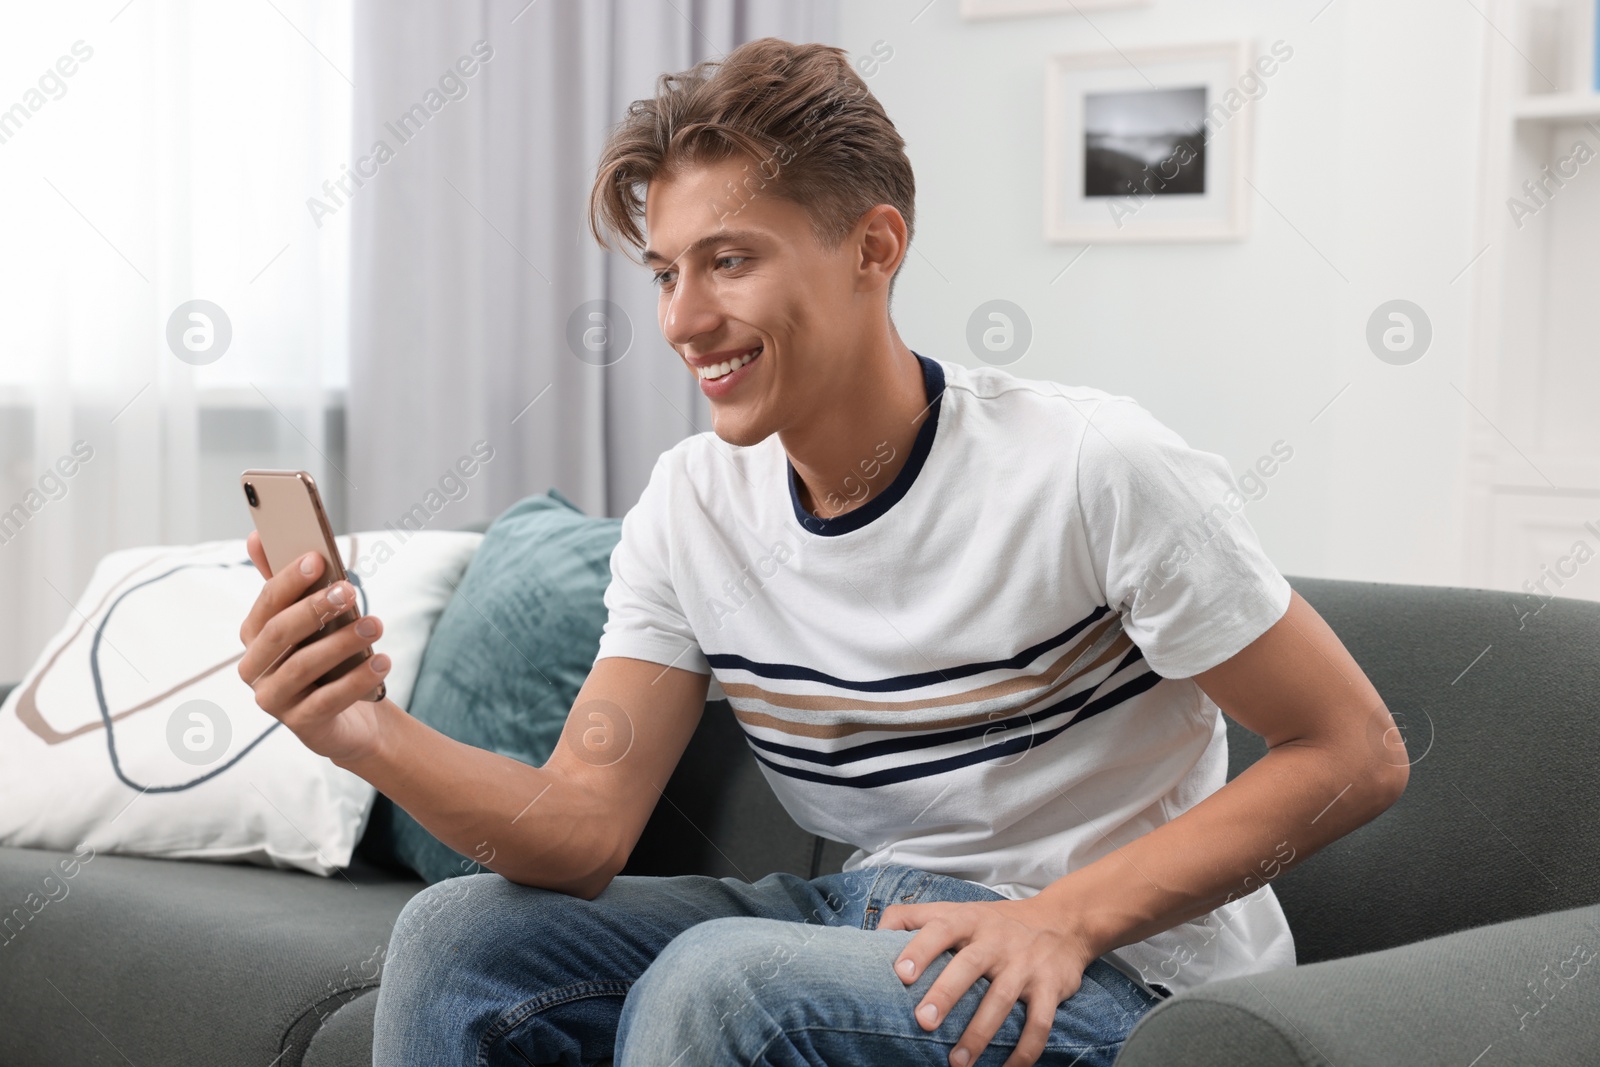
top-left (879, 896), bottom-right (1099, 1067)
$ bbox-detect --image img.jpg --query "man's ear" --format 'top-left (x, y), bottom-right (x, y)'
top-left (854, 204), bottom-right (907, 294)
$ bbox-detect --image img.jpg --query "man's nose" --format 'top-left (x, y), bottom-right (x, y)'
top-left (661, 268), bottom-right (720, 346)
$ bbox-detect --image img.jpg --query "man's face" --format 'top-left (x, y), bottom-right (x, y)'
top-left (644, 156), bottom-right (859, 447)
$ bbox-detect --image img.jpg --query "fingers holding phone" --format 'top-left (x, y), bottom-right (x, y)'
top-left (238, 540), bottom-right (346, 648)
top-left (237, 549), bottom-right (389, 703)
top-left (238, 469), bottom-right (393, 764)
top-left (246, 529), bottom-right (270, 581)
top-left (237, 548), bottom-right (392, 762)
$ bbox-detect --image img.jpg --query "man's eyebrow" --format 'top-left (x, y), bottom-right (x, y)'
top-left (642, 229), bottom-right (769, 266)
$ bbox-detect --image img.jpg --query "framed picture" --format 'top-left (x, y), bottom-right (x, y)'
top-left (961, 0), bottom-right (1151, 17)
top-left (1044, 41), bottom-right (1256, 243)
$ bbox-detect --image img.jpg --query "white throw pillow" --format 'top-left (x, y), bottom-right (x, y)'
top-left (0, 530), bottom-right (481, 876)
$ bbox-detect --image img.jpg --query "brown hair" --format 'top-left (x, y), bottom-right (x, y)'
top-left (588, 36), bottom-right (915, 299)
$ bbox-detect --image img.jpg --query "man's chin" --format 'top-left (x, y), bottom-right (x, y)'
top-left (708, 410), bottom-right (773, 449)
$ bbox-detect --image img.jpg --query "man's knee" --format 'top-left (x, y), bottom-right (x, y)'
top-left (385, 873), bottom-right (495, 973)
top-left (384, 872), bottom-right (587, 985)
top-left (615, 917), bottom-right (922, 1065)
top-left (375, 874), bottom-right (598, 1063)
top-left (630, 916), bottom-right (871, 1026)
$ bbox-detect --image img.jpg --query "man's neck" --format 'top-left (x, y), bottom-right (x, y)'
top-left (783, 339), bottom-right (931, 521)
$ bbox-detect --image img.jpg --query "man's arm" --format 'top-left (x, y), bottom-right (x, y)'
top-left (334, 655), bottom-right (710, 899)
top-left (1029, 588), bottom-right (1409, 962)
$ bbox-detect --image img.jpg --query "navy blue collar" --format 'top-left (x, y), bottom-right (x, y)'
top-left (787, 353), bottom-right (945, 537)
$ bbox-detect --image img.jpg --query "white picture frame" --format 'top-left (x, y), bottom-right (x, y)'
top-left (1044, 41), bottom-right (1257, 243)
top-left (961, 0), bottom-right (1151, 18)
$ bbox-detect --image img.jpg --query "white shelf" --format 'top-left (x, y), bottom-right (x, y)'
top-left (1463, 0), bottom-right (1600, 595)
top-left (1513, 92), bottom-right (1600, 122)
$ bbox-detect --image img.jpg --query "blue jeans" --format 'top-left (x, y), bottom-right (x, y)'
top-left (371, 861), bottom-right (1162, 1066)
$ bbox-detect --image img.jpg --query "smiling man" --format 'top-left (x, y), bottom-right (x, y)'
top-left (575, 36), bottom-right (1404, 1067)
top-left (237, 35), bottom-right (1407, 1067)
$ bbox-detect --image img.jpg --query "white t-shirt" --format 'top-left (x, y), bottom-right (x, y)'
top-left (594, 353), bottom-right (1296, 997)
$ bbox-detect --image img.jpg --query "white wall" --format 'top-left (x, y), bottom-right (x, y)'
top-left (835, 0), bottom-right (1489, 587)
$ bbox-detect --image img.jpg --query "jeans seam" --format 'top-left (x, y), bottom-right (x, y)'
top-left (478, 978), bottom-right (634, 1058)
top-left (867, 863), bottom-right (897, 901)
top-left (861, 865), bottom-right (892, 929)
top-left (749, 1024), bottom-right (1124, 1064)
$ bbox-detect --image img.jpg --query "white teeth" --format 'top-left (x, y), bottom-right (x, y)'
top-left (699, 347), bottom-right (761, 380)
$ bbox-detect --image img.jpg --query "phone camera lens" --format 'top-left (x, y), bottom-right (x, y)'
top-left (244, 482), bottom-right (258, 507)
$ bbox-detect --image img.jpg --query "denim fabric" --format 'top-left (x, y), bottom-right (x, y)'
top-left (372, 862), bottom-right (1161, 1066)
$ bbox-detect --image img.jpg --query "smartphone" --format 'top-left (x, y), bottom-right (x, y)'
top-left (239, 469), bottom-right (386, 703)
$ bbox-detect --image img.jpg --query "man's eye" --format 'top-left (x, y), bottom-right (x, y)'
top-left (652, 256), bottom-right (747, 290)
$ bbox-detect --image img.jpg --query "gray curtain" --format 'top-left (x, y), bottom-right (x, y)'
top-left (347, 0), bottom-right (838, 527)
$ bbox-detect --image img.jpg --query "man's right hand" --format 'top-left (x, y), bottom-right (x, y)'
top-left (234, 528), bottom-right (711, 895)
top-left (236, 529), bottom-right (392, 765)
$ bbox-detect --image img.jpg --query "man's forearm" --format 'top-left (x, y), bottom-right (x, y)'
top-left (1031, 738), bottom-right (1405, 975)
top-left (333, 698), bottom-right (618, 897)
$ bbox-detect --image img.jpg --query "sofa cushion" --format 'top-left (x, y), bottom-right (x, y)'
top-left (0, 843), bottom-right (424, 1067)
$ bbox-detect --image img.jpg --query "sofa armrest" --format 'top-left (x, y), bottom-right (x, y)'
top-left (1115, 902), bottom-right (1600, 1067)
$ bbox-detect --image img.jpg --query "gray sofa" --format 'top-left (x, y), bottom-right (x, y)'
top-left (2, 572), bottom-right (1596, 1066)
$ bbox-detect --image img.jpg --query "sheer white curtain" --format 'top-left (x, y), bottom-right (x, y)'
top-left (0, 1), bottom-right (354, 681)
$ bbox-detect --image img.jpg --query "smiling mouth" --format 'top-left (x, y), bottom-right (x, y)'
top-left (697, 345), bottom-right (762, 381)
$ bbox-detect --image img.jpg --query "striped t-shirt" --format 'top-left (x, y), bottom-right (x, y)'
top-left (594, 352), bottom-right (1296, 996)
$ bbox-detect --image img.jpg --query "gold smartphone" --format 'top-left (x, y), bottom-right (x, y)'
top-left (240, 469), bottom-right (386, 703)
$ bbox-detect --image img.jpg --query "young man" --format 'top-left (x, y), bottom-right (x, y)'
top-left (238, 37), bottom-right (1407, 1067)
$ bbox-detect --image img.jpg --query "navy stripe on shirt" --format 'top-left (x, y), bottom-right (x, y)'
top-left (747, 667), bottom-right (1165, 788)
top-left (705, 604), bottom-right (1115, 693)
